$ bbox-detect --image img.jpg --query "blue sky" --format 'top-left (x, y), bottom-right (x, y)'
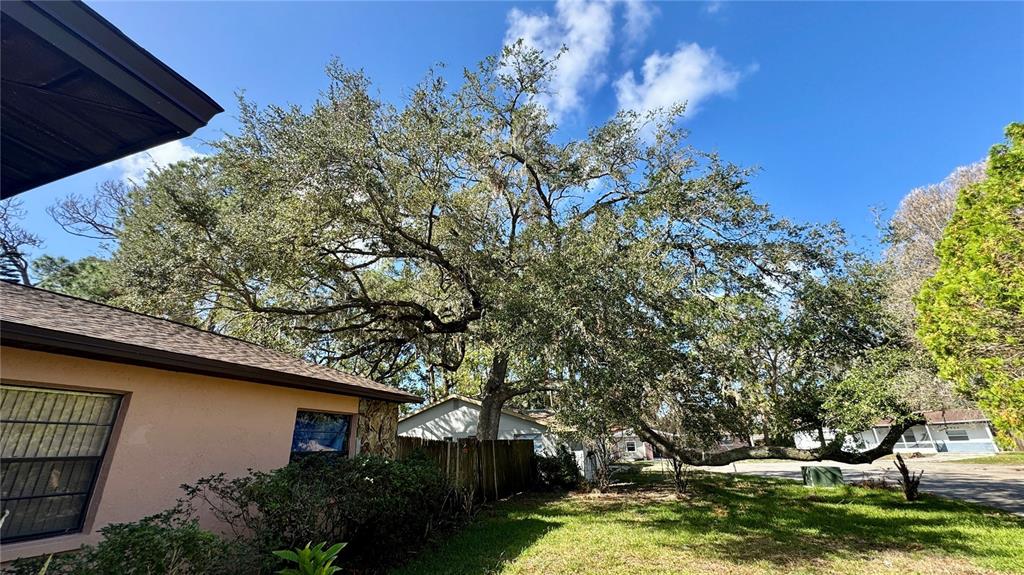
top-left (15, 0), bottom-right (1024, 264)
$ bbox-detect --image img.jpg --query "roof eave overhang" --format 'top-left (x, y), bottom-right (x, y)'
top-left (0, 0), bottom-right (223, 198)
top-left (1, 321), bottom-right (421, 403)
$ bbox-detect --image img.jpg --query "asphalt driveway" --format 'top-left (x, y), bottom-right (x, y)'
top-left (692, 457), bottom-right (1024, 515)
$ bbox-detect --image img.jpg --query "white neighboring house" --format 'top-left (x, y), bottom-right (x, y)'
top-left (612, 429), bottom-right (654, 462)
top-left (794, 409), bottom-right (999, 455)
top-left (398, 395), bottom-right (600, 479)
top-left (398, 395), bottom-right (561, 456)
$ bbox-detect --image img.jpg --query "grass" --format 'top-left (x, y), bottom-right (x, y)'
top-left (394, 462), bottom-right (1024, 575)
top-left (947, 452), bottom-right (1024, 466)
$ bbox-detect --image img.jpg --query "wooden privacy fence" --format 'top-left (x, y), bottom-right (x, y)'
top-left (396, 437), bottom-right (535, 501)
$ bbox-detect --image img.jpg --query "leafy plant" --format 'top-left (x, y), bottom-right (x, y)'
top-left (273, 542), bottom-right (346, 575)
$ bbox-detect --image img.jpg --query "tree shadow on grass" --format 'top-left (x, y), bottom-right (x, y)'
top-left (625, 474), bottom-right (1024, 571)
top-left (393, 495), bottom-right (564, 575)
top-left (393, 473), bottom-right (1023, 574)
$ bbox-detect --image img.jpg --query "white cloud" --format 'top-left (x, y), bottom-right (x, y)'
top-left (622, 0), bottom-right (655, 56)
top-left (615, 43), bottom-right (743, 118)
top-left (106, 140), bottom-right (204, 183)
top-left (505, 0), bottom-right (614, 120)
top-left (704, 1), bottom-right (723, 15)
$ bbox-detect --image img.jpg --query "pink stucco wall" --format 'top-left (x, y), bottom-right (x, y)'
top-left (0, 346), bottom-right (362, 561)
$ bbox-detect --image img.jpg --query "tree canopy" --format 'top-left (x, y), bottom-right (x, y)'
top-left (0, 199), bottom-right (42, 285)
top-left (32, 255), bottom-right (118, 303)
top-left (916, 123), bottom-right (1024, 449)
top-left (49, 47), bottom-right (942, 459)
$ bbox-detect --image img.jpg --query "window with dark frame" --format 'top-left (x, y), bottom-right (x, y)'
top-left (1, 385), bottom-right (121, 543)
top-left (290, 410), bottom-right (352, 462)
top-left (901, 429), bottom-right (919, 445)
top-left (626, 441), bottom-right (636, 452)
top-left (945, 428), bottom-right (970, 442)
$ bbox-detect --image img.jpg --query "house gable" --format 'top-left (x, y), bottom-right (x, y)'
top-left (398, 397), bottom-right (548, 441)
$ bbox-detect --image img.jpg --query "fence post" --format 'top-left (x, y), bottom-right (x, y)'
top-left (491, 439), bottom-right (499, 499)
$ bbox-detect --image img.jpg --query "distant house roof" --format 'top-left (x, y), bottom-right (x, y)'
top-left (399, 394), bottom-right (549, 427)
top-left (0, 282), bottom-right (419, 403)
top-left (878, 409), bottom-right (990, 426)
top-left (1, 0), bottom-right (222, 197)
top-left (519, 408), bottom-right (560, 429)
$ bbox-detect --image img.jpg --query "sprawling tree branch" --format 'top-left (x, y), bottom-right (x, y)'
top-left (636, 416), bottom-right (925, 466)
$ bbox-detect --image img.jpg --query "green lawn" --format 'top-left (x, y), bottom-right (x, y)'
top-left (394, 464), bottom-right (1024, 575)
top-left (947, 452), bottom-right (1024, 465)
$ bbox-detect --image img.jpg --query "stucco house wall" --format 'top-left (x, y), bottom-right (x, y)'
top-left (0, 346), bottom-right (395, 561)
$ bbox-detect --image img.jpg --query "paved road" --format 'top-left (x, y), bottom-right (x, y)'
top-left (692, 457), bottom-right (1024, 515)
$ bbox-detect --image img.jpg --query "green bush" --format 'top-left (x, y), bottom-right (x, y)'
top-left (5, 509), bottom-right (227, 575)
top-left (5, 455), bottom-right (453, 574)
top-left (182, 453), bottom-right (450, 571)
top-left (536, 445), bottom-right (582, 490)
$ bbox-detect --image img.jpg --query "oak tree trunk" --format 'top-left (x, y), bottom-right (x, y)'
top-left (476, 352), bottom-right (510, 440)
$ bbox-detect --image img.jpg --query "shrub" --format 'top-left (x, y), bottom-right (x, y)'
top-left (5, 509), bottom-right (226, 575)
top-left (536, 445), bottom-right (582, 490)
top-left (6, 455), bottom-right (452, 574)
top-left (182, 453), bottom-right (450, 571)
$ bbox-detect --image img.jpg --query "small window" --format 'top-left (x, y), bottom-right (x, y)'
top-left (626, 441), bottom-right (637, 452)
top-left (1, 385), bottom-right (121, 543)
top-left (290, 411), bottom-right (352, 461)
top-left (945, 429), bottom-right (970, 442)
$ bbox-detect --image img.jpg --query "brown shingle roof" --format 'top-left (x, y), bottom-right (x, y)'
top-left (0, 282), bottom-right (419, 403)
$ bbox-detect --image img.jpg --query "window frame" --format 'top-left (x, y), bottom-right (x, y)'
top-left (0, 383), bottom-right (124, 544)
top-left (901, 429), bottom-right (919, 445)
top-left (944, 428), bottom-right (970, 442)
top-left (289, 408), bottom-right (357, 461)
top-left (626, 441), bottom-right (637, 452)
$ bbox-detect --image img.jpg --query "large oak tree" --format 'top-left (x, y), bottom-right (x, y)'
top-left (64, 46), bottom-right (925, 452)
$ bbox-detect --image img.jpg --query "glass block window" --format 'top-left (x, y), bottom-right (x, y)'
top-left (290, 411), bottom-right (351, 461)
top-left (1, 385), bottom-right (121, 543)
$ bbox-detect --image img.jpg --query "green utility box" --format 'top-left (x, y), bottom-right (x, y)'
top-left (801, 466), bottom-right (844, 487)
